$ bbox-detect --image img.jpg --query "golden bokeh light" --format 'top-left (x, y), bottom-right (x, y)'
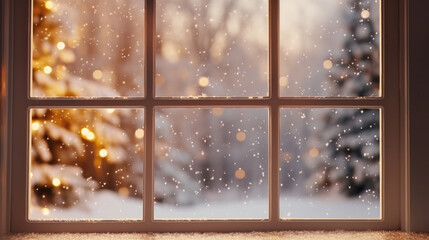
top-left (323, 60), bottom-right (333, 70)
top-left (135, 128), bottom-right (144, 139)
top-left (52, 178), bottom-right (61, 187)
top-left (236, 131), bottom-right (246, 142)
top-left (45, 1), bottom-right (54, 10)
top-left (212, 108), bottom-right (223, 116)
top-left (118, 187), bottom-right (129, 197)
top-left (31, 121), bottom-right (41, 131)
top-left (361, 10), bottom-right (370, 19)
top-left (99, 148), bottom-right (108, 158)
top-left (235, 168), bottom-right (246, 179)
top-left (92, 70), bottom-right (103, 80)
top-left (309, 147), bottom-right (320, 157)
top-left (43, 66), bottom-right (53, 74)
top-left (56, 41), bottom-right (65, 50)
top-left (106, 109), bottom-right (115, 114)
top-left (81, 128), bottom-right (95, 141)
top-left (279, 76), bottom-right (289, 87)
top-left (41, 207), bottom-right (50, 216)
top-left (198, 76), bottom-right (210, 87)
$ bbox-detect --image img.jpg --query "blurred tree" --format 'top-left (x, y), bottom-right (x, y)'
top-left (31, 0), bottom-right (144, 210)
top-left (305, 0), bottom-right (380, 197)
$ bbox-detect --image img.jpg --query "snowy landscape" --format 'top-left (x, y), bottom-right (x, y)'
top-left (29, 0), bottom-right (381, 221)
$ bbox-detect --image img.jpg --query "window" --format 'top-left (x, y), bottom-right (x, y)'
top-left (7, 0), bottom-right (402, 232)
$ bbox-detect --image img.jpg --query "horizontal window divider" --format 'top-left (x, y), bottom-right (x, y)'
top-left (24, 98), bottom-right (386, 108)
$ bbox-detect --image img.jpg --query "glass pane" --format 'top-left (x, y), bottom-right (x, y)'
top-left (29, 108), bottom-right (144, 220)
top-left (280, 108), bottom-right (380, 219)
top-left (280, 0), bottom-right (380, 97)
top-left (156, 0), bottom-right (268, 98)
top-left (32, 0), bottom-right (144, 98)
top-left (154, 108), bottom-right (268, 219)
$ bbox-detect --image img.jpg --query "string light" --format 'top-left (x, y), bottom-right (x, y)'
top-left (361, 10), bottom-right (370, 19)
top-left (41, 207), bottom-right (50, 216)
top-left (31, 121), bottom-right (41, 131)
top-left (56, 41), bottom-right (65, 50)
top-left (309, 147), bottom-right (320, 157)
top-left (92, 70), bottom-right (103, 80)
top-left (99, 148), bottom-right (108, 158)
top-left (323, 60), bottom-right (333, 70)
top-left (45, 1), bottom-right (54, 10)
top-left (236, 131), bottom-right (246, 142)
top-left (43, 66), bottom-right (53, 74)
top-left (279, 76), bottom-right (289, 87)
top-left (198, 76), bottom-right (209, 87)
top-left (52, 178), bottom-right (61, 187)
top-left (81, 128), bottom-right (95, 141)
top-left (235, 168), bottom-right (246, 179)
top-left (135, 128), bottom-right (144, 139)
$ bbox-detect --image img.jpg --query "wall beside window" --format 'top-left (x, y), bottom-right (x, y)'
top-left (408, 0), bottom-right (429, 233)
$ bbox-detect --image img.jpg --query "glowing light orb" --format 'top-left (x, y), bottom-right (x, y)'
top-left (92, 70), bottom-right (103, 80)
top-left (41, 207), bottom-right (50, 216)
top-left (198, 76), bottom-right (209, 87)
top-left (135, 128), bottom-right (144, 139)
top-left (43, 66), bottom-right (52, 74)
top-left (99, 149), bottom-right (108, 158)
top-left (323, 60), bottom-right (333, 70)
top-left (56, 42), bottom-right (65, 50)
top-left (52, 178), bottom-right (61, 187)
top-left (361, 10), bottom-right (370, 19)
top-left (236, 131), bottom-right (246, 142)
top-left (235, 168), bottom-right (246, 179)
top-left (31, 121), bottom-right (41, 131)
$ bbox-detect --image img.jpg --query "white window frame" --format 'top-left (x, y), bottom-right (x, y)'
top-left (1, 0), bottom-right (407, 233)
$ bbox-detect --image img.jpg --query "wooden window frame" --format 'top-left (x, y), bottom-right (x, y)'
top-left (1, 0), bottom-right (407, 233)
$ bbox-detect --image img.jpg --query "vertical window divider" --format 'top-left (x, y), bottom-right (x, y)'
top-left (144, 0), bottom-right (155, 223)
top-left (269, 0), bottom-right (280, 222)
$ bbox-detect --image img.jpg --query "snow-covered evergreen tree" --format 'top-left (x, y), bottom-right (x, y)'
top-left (305, 0), bottom-right (380, 197)
top-left (31, 0), bottom-right (146, 210)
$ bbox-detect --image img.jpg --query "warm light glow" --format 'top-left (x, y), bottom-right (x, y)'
top-left (361, 10), bottom-right (370, 19)
top-left (99, 148), bottom-right (108, 158)
top-left (309, 147), bottom-right (319, 157)
top-left (81, 128), bottom-right (95, 141)
top-left (45, 1), bottom-right (54, 10)
top-left (43, 66), bottom-right (53, 74)
top-left (235, 168), bottom-right (246, 179)
top-left (41, 207), bottom-right (50, 216)
top-left (118, 187), bottom-right (129, 197)
top-left (236, 131), bottom-right (246, 142)
top-left (198, 76), bottom-right (210, 87)
top-left (279, 76), bottom-right (289, 87)
top-left (52, 178), bottom-right (61, 187)
top-left (56, 41), bottom-right (65, 50)
top-left (212, 108), bottom-right (223, 116)
top-left (323, 60), bottom-right (333, 70)
top-left (106, 109), bottom-right (115, 114)
top-left (31, 121), bottom-right (41, 131)
top-left (135, 128), bottom-right (144, 139)
top-left (92, 70), bottom-right (103, 80)
top-left (283, 152), bottom-right (293, 162)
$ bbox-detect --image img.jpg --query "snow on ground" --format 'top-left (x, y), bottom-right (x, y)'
top-left (29, 190), bottom-right (379, 220)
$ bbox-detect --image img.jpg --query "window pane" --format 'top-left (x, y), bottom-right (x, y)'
top-left (280, 108), bottom-right (380, 219)
top-left (29, 108), bottom-right (144, 220)
top-left (280, 0), bottom-right (380, 97)
top-left (154, 108), bottom-right (268, 219)
top-left (156, 0), bottom-right (268, 98)
top-left (32, 0), bottom-right (144, 98)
